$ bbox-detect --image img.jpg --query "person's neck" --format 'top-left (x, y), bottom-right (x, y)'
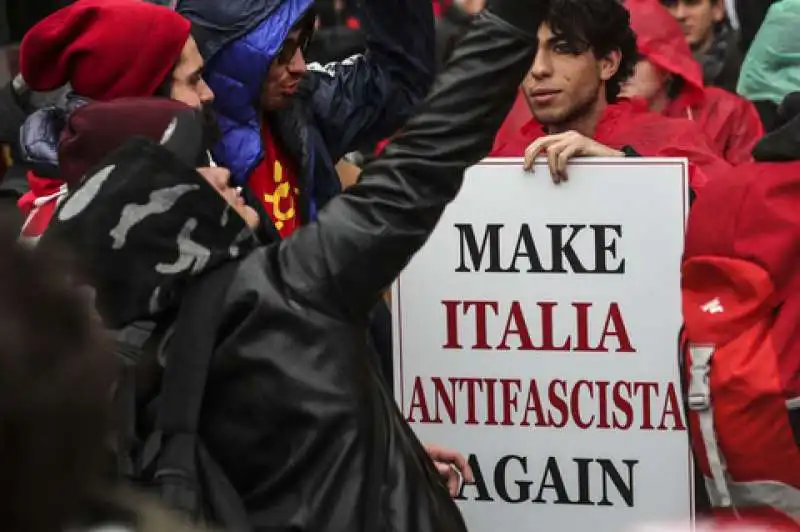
top-left (549, 96), bottom-right (607, 137)
top-left (649, 89), bottom-right (671, 113)
top-left (693, 31), bottom-right (716, 55)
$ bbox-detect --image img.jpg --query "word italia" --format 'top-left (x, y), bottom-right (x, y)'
top-left (406, 376), bottom-right (686, 431)
top-left (442, 300), bottom-right (635, 353)
top-left (458, 454), bottom-right (638, 507)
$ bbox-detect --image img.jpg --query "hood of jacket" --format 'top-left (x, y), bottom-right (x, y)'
top-left (625, 0), bottom-right (705, 109)
top-left (18, 92), bottom-right (88, 179)
top-left (753, 92), bottom-right (800, 162)
top-left (41, 104), bottom-right (258, 329)
top-left (177, 0), bottom-right (315, 186)
top-left (737, 0), bottom-right (800, 106)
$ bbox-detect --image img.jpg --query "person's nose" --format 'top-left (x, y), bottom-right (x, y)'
top-left (287, 47), bottom-right (307, 75)
top-left (530, 49), bottom-right (553, 80)
top-left (199, 78), bottom-right (215, 104)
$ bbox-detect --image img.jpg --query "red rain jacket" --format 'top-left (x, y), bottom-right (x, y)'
top-left (682, 160), bottom-right (800, 528)
top-left (626, 0), bottom-right (763, 165)
top-left (491, 97), bottom-right (730, 191)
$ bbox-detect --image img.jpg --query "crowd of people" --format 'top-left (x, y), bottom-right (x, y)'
top-left (0, 0), bottom-right (798, 530)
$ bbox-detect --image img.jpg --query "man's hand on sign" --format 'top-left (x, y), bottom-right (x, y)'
top-left (425, 444), bottom-right (474, 497)
top-left (523, 130), bottom-right (625, 183)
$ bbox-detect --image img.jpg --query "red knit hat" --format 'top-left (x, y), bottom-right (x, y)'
top-left (19, 0), bottom-right (191, 101)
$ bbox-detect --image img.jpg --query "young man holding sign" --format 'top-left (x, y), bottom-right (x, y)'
top-left (491, 0), bottom-right (730, 191)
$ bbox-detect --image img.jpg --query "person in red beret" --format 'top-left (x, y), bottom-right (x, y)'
top-left (18, 0), bottom-right (211, 106)
top-left (13, 0), bottom-right (215, 243)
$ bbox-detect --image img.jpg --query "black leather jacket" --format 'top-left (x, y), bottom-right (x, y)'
top-left (45, 5), bottom-right (539, 530)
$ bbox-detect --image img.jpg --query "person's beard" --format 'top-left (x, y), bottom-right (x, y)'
top-left (200, 104), bottom-right (222, 152)
top-left (532, 78), bottom-right (601, 133)
top-left (543, 93), bottom-right (598, 132)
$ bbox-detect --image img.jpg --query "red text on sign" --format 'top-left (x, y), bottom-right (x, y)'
top-left (406, 376), bottom-right (686, 431)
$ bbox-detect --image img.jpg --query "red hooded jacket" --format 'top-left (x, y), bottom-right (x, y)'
top-left (626, 0), bottom-right (763, 165)
top-left (682, 159), bottom-right (800, 529)
top-left (492, 97), bottom-right (730, 191)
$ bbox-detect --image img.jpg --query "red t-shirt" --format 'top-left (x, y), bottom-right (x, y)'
top-left (247, 124), bottom-right (300, 238)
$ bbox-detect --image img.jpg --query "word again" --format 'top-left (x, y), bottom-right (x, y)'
top-left (458, 454), bottom-right (638, 507)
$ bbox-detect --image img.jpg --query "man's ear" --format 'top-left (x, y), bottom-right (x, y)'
top-left (599, 49), bottom-right (622, 83)
top-left (711, 0), bottom-right (726, 23)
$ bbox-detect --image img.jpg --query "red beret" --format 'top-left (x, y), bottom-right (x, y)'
top-left (58, 97), bottom-right (198, 186)
top-left (20, 0), bottom-right (192, 101)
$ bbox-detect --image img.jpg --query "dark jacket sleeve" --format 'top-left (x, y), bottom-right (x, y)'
top-left (305, 26), bottom-right (366, 65)
top-left (435, 5), bottom-right (476, 70)
top-left (305, 0), bottom-right (436, 161)
top-left (276, 9), bottom-right (539, 320)
top-left (0, 81), bottom-right (26, 144)
top-left (0, 81), bottom-right (29, 204)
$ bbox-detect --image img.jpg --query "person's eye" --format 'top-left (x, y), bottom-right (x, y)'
top-left (278, 42), bottom-right (300, 64)
top-left (554, 42), bottom-right (578, 54)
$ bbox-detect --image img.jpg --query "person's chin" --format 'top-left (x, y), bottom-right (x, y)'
top-left (532, 108), bottom-right (565, 127)
top-left (263, 94), bottom-right (294, 112)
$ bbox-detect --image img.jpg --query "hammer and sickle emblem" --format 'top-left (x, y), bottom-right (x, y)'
top-left (264, 161), bottom-right (296, 230)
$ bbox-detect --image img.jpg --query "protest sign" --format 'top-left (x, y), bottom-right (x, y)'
top-left (393, 158), bottom-right (692, 531)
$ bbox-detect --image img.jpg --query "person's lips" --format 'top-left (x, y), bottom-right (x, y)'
top-left (283, 82), bottom-right (300, 95)
top-left (528, 88), bottom-right (561, 104)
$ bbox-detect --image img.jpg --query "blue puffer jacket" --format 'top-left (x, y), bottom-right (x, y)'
top-left (177, 0), bottom-right (435, 224)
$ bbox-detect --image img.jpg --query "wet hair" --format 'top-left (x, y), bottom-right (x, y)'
top-left (0, 226), bottom-right (118, 532)
top-left (270, 8), bottom-right (318, 66)
top-left (154, 63), bottom-right (179, 97)
top-left (543, 0), bottom-right (638, 102)
top-left (154, 25), bottom-right (204, 97)
top-left (293, 6), bottom-right (318, 43)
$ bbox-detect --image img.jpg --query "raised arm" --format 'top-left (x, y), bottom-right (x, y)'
top-left (307, 0), bottom-right (435, 160)
top-left (278, 2), bottom-right (543, 319)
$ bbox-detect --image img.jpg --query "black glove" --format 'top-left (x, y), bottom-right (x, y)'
top-left (373, 0), bottom-right (541, 188)
top-left (484, 0), bottom-right (548, 40)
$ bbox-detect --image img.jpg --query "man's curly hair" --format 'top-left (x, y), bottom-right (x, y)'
top-left (544, 0), bottom-right (638, 103)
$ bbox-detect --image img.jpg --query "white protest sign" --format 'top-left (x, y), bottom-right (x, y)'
top-left (392, 158), bottom-right (693, 531)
